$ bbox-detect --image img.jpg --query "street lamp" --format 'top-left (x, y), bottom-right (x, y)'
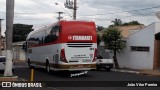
top-left (56, 12), bottom-right (64, 21)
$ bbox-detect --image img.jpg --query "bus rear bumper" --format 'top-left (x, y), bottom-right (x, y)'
top-left (51, 64), bottom-right (96, 71)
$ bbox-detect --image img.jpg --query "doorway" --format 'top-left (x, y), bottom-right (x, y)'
top-left (154, 32), bottom-right (160, 69)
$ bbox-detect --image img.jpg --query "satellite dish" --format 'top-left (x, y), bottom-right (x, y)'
top-left (156, 11), bottom-right (160, 20)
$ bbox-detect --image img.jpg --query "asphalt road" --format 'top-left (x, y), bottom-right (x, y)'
top-left (1, 62), bottom-right (160, 90)
top-left (14, 67), bottom-right (160, 81)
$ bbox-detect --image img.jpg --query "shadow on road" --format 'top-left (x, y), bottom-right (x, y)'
top-left (32, 67), bottom-right (92, 78)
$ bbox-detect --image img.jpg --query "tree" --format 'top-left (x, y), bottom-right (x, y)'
top-left (122, 21), bottom-right (142, 26)
top-left (109, 19), bottom-right (143, 28)
top-left (97, 25), bottom-right (104, 31)
top-left (111, 18), bottom-right (122, 26)
top-left (97, 33), bottom-right (101, 46)
top-left (13, 24), bottom-right (33, 42)
top-left (102, 27), bottom-right (125, 69)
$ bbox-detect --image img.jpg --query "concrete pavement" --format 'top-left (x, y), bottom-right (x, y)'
top-left (140, 69), bottom-right (160, 76)
top-left (0, 76), bottom-right (19, 81)
top-left (111, 68), bottom-right (160, 76)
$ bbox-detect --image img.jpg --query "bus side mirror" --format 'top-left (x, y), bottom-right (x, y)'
top-left (22, 42), bottom-right (27, 52)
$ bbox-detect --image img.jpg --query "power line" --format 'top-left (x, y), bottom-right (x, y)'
top-left (93, 11), bottom-right (157, 23)
top-left (0, 5), bottom-right (159, 16)
top-left (2, 11), bottom-right (157, 21)
top-left (1, 0), bottom-right (159, 28)
top-left (64, 0), bottom-right (77, 19)
top-left (14, 0), bottom-right (50, 15)
top-left (28, 0), bottom-right (54, 13)
top-left (1, 9), bottom-right (158, 21)
top-left (14, 18), bottom-right (52, 20)
top-left (1, 0), bottom-right (73, 18)
top-left (55, 2), bottom-right (72, 17)
top-left (44, 0), bottom-right (72, 17)
top-left (80, 5), bottom-right (160, 16)
top-left (0, 0), bottom-right (54, 15)
top-left (1, 18), bottom-right (52, 20)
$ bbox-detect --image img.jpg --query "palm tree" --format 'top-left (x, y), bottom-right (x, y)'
top-left (111, 18), bottom-right (122, 26)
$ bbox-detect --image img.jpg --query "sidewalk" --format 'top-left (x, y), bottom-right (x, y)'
top-left (111, 68), bottom-right (160, 76)
top-left (0, 76), bottom-right (19, 87)
top-left (140, 69), bottom-right (160, 76)
top-left (0, 76), bottom-right (19, 81)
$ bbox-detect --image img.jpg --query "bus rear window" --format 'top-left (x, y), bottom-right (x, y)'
top-left (44, 25), bottom-right (60, 43)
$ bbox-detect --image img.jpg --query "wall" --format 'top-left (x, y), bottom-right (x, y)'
top-left (155, 22), bottom-right (160, 34)
top-left (118, 25), bottom-right (145, 38)
top-left (12, 45), bottom-right (26, 61)
top-left (117, 23), bottom-right (157, 70)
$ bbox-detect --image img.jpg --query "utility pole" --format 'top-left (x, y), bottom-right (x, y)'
top-left (73, 0), bottom-right (77, 20)
top-left (57, 12), bottom-right (64, 21)
top-left (0, 19), bottom-right (4, 56)
top-left (64, 0), bottom-right (77, 20)
top-left (4, 0), bottom-right (14, 76)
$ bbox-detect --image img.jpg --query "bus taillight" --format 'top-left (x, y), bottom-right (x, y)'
top-left (92, 48), bottom-right (97, 62)
top-left (60, 49), bottom-right (68, 63)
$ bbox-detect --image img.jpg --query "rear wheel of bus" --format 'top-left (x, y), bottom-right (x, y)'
top-left (46, 60), bottom-right (50, 73)
top-left (27, 59), bottom-right (34, 69)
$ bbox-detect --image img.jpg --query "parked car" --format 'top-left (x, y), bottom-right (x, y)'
top-left (0, 56), bottom-right (14, 72)
top-left (96, 56), bottom-right (114, 71)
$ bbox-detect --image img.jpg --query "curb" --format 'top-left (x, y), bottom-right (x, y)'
top-left (0, 76), bottom-right (18, 79)
top-left (139, 72), bottom-right (160, 76)
top-left (111, 69), bottom-right (160, 76)
top-left (0, 76), bottom-right (18, 87)
top-left (111, 69), bottom-right (140, 74)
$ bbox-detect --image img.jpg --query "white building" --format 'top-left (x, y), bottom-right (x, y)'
top-left (1, 41), bottom-right (26, 61)
top-left (12, 41), bottom-right (26, 61)
top-left (117, 22), bottom-right (160, 70)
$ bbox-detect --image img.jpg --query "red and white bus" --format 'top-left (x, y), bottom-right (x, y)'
top-left (26, 20), bottom-right (97, 72)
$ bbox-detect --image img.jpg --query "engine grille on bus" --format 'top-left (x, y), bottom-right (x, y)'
top-left (67, 43), bottom-right (93, 47)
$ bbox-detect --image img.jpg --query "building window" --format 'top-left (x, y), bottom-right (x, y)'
top-left (131, 46), bottom-right (150, 51)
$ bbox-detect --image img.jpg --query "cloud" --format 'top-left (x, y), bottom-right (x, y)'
top-left (76, 0), bottom-right (160, 27)
top-left (0, 0), bottom-right (160, 36)
top-left (85, 0), bottom-right (160, 15)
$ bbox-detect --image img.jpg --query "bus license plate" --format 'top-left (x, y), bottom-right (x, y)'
top-left (77, 65), bottom-right (83, 68)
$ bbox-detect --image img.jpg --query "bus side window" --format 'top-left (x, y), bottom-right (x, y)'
top-left (52, 25), bottom-right (59, 39)
top-left (44, 25), bottom-right (59, 43)
top-left (55, 26), bottom-right (59, 37)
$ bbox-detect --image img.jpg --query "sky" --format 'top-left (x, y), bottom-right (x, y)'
top-left (0, 0), bottom-right (160, 36)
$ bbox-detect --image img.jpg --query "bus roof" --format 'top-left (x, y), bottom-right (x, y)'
top-left (27, 20), bottom-right (95, 40)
